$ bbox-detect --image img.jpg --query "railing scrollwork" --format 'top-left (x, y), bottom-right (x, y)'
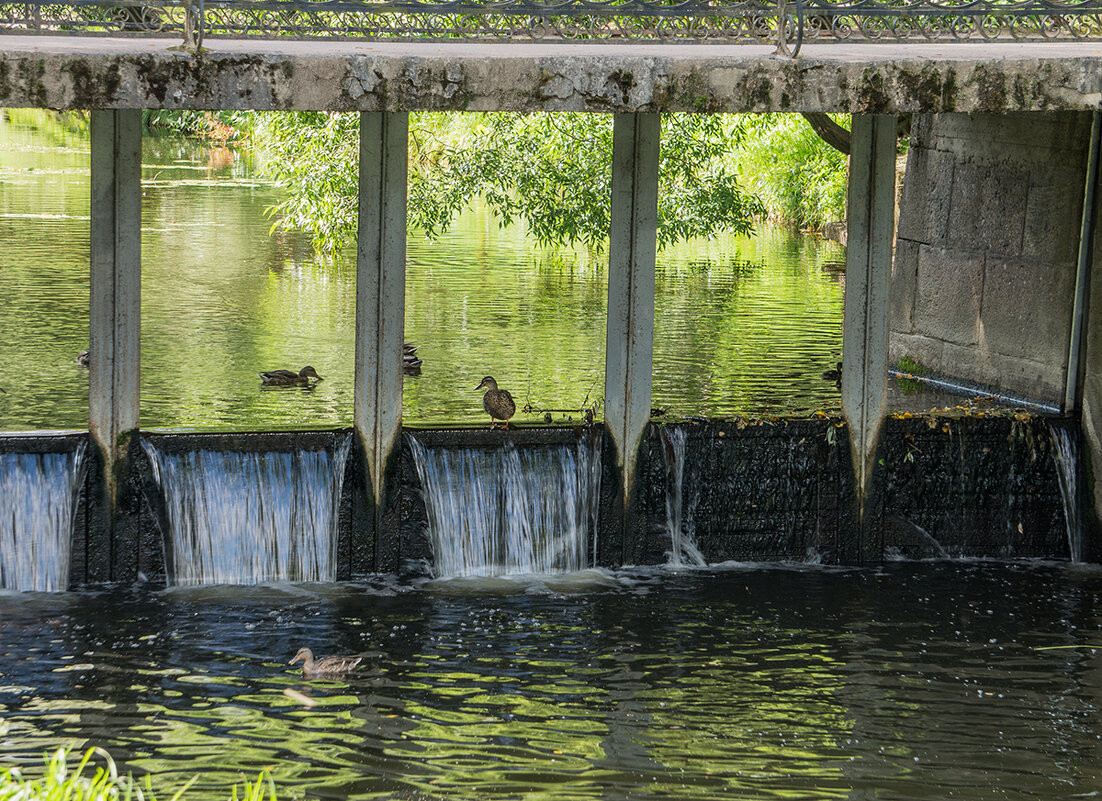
top-left (0, 0), bottom-right (1100, 49)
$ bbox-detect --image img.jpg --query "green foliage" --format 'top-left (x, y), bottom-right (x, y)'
top-left (143, 111), bottom-right (249, 142)
top-left (252, 111), bottom-right (763, 253)
top-left (2, 108), bottom-right (89, 144)
top-left (0, 748), bottom-right (278, 801)
top-left (894, 355), bottom-right (929, 395)
top-left (251, 111), bottom-right (359, 251)
top-left (896, 355), bottom-right (928, 376)
top-left (734, 113), bottom-right (849, 229)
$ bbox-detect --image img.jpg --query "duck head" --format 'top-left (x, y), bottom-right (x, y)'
top-left (289, 647), bottom-right (314, 666)
top-left (475, 376), bottom-right (498, 391)
top-left (299, 366), bottom-right (323, 381)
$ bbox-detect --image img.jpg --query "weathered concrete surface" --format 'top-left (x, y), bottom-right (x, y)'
top-left (841, 113), bottom-right (895, 550)
top-left (892, 111), bottom-right (1091, 403)
top-left (605, 112), bottom-right (658, 564)
top-left (3, 36), bottom-right (1102, 112)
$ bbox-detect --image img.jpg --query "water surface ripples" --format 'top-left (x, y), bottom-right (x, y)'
top-left (1, 562), bottom-right (1100, 800)
top-left (0, 116), bottom-right (845, 431)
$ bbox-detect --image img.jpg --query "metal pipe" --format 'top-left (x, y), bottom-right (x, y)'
top-left (1065, 109), bottom-right (1101, 413)
top-left (888, 370), bottom-right (1062, 414)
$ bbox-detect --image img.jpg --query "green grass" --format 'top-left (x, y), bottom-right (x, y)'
top-left (894, 355), bottom-right (929, 395)
top-left (0, 748), bottom-right (279, 801)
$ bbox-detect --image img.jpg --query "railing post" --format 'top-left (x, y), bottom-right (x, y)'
top-left (89, 109), bottom-right (142, 582)
top-left (842, 113), bottom-right (896, 560)
top-left (604, 112), bottom-right (660, 564)
top-left (354, 111), bottom-right (408, 575)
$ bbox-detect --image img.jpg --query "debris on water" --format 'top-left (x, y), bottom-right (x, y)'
top-left (283, 688), bottom-right (317, 707)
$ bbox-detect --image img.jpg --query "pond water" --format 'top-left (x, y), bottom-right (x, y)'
top-left (0, 112), bottom-right (846, 431)
top-left (1, 562), bottom-right (1100, 800)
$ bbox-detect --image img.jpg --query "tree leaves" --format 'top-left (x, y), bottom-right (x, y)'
top-left (252, 111), bottom-right (767, 253)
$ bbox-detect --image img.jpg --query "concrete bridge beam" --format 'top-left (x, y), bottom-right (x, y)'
top-left (604, 112), bottom-right (660, 563)
top-left (354, 110), bottom-right (408, 572)
top-left (89, 108), bottom-right (142, 580)
top-left (842, 113), bottom-right (896, 556)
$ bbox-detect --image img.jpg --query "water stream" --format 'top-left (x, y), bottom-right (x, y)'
top-left (409, 435), bottom-right (601, 577)
top-left (143, 437), bottom-right (351, 585)
top-left (1048, 420), bottom-right (1082, 562)
top-left (0, 443), bottom-right (86, 591)
top-left (661, 427), bottom-right (707, 567)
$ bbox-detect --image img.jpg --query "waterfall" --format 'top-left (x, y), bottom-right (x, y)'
top-left (143, 436), bottom-right (351, 586)
top-left (661, 427), bottom-right (706, 568)
top-left (1047, 421), bottom-right (1082, 563)
top-left (0, 443), bottom-right (87, 592)
top-left (409, 436), bottom-right (601, 578)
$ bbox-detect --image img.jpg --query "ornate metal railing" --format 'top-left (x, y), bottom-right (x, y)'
top-left (1, 0), bottom-right (1100, 48)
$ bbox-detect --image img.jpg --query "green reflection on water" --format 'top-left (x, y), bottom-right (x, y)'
top-left (0, 115), bottom-right (844, 432)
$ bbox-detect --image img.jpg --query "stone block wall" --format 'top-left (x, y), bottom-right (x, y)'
top-left (892, 112), bottom-right (1092, 404)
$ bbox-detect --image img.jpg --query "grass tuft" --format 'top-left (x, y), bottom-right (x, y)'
top-left (0, 749), bottom-right (279, 801)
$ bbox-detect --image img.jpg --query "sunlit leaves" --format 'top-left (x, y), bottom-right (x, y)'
top-left (253, 111), bottom-right (765, 253)
top-left (734, 113), bottom-right (849, 229)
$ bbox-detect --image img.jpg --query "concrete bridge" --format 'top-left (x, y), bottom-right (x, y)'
top-left (3, 30), bottom-right (1102, 566)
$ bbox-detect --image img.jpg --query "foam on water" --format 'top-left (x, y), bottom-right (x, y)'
top-left (0, 443), bottom-right (87, 592)
top-left (143, 436), bottom-right (351, 586)
top-left (409, 436), bottom-right (601, 578)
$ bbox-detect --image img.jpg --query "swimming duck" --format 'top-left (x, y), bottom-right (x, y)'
top-left (259, 366), bottom-right (323, 386)
top-left (821, 361), bottom-right (842, 382)
top-left (476, 376), bottom-right (516, 429)
top-left (403, 342), bottom-right (423, 374)
top-left (289, 647), bottom-right (362, 678)
top-left (77, 350), bottom-right (89, 367)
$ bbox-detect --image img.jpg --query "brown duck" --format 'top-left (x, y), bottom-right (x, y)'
top-left (403, 342), bottom-right (423, 374)
top-left (259, 366), bottom-right (323, 386)
top-left (289, 647), bottom-right (362, 678)
top-left (476, 376), bottom-right (516, 429)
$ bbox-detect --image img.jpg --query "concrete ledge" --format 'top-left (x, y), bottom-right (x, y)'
top-left (2, 36), bottom-right (1102, 112)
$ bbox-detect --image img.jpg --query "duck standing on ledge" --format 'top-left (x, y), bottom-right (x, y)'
top-left (259, 366), bottom-right (323, 386)
top-left (289, 647), bottom-right (362, 678)
top-left (476, 376), bottom-right (516, 429)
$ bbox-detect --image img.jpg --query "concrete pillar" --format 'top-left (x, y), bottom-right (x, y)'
top-left (604, 112), bottom-right (659, 563)
top-left (1081, 116), bottom-right (1102, 561)
top-left (354, 111), bottom-right (408, 572)
top-left (89, 109), bottom-right (142, 581)
top-left (842, 114), bottom-right (896, 549)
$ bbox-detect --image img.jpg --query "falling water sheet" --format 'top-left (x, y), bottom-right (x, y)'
top-left (409, 436), bottom-right (601, 579)
top-left (143, 436), bottom-right (351, 586)
top-left (0, 442), bottom-right (86, 592)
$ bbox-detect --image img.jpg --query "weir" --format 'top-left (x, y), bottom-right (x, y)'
top-left (0, 415), bottom-right (1080, 587)
top-left (0, 443), bottom-right (86, 592)
top-left (143, 436), bottom-right (351, 585)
